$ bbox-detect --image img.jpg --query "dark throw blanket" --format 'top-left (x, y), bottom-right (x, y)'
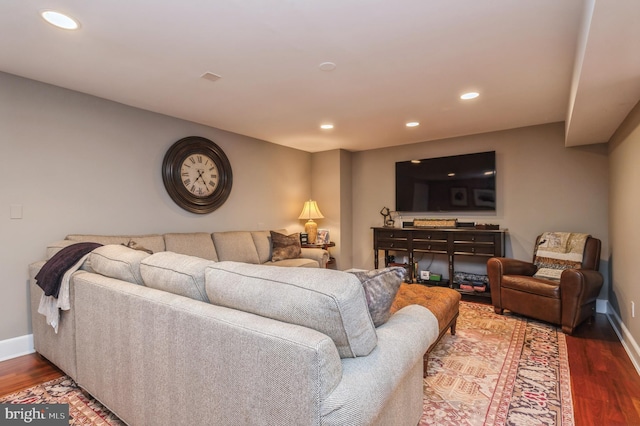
top-left (35, 242), bottom-right (102, 297)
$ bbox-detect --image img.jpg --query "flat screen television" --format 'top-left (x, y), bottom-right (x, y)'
top-left (395, 151), bottom-right (496, 213)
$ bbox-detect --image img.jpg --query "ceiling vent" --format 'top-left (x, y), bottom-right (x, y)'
top-left (200, 72), bottom-right (222, 82)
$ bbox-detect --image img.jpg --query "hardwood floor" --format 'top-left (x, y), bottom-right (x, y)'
top-left (0, 352), bottom-right (63, 396)
top-left (566, 313), bottom-right (640, 426)
top-left (1, 314), bottom-right (639, 425)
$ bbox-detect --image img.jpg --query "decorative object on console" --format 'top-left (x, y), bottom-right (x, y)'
top-left (162, 136), bottom-right (233, 214)
top-left (475, 223), bottom-right (499, 230)
top-left (456, 221), bottom-right (476, 228)
top-left (298, 200), bottom-right (324, 243)
top-left (413, 218), bottom-right (457, 228)
top-left (379, 206), bottom-right (395, 227)
top-left (299, 233), bottom-right (308, 244)
top-left (270, 231), bottom-right (302, 261)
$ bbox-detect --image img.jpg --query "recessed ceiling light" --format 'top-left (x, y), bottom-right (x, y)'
top-left (460, 92), bottom-right (479, 100)
top-left (41, 10), bottom-right (80, 30)
top-left (448, 173), bottom-right (456, 177)
top-left (411, 160), bottom-right (421, 164)
top-left (406, 122), bottom-right (420, 127)
top-left (320, 124), bottom-right (334, 130)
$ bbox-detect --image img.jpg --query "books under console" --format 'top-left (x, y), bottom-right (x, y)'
top-left (372, 226), bottom-right (506, 298)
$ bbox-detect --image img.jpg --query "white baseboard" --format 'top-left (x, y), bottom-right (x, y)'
top-left (0, 334), bottom-right (34, 362)
top-left (605, 302), bottom-right (640, 376)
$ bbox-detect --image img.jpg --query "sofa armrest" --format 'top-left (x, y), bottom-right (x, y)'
top-left (488, 257), bottom-right (537, 276)
top-left (321, 305), bottom-right (438, 425)
top-left (300, 247), bottom-right (329, 267)
top-left (488, 257), bottom-right (538, 312)
top-left (560, 268), bottom-right (604, 334)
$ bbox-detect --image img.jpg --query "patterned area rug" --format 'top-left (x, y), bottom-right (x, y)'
top-left (1, 302), bottom-right (572, 426)
top-left (421, 301), bottom-right (573, 426)
top-left (0, 376), bottom-right (123, 425)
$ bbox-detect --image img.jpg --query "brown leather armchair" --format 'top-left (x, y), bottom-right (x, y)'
top-left (487, 235), bottom-right (603, 334)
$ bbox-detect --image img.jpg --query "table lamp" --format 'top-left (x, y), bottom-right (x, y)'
top-left (298, 200), bottom-right (324, 244)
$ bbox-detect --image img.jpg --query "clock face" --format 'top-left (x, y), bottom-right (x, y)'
top-left (180, 153), bottom-right (219, 197)
top-left (162, 136), bottom-right (233, 214)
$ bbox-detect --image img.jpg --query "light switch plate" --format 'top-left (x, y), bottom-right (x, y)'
top-left (10, 204), bottom-right (23, 219)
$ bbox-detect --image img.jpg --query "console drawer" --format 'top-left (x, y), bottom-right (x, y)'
top-left (376, 239), bottom-right (409, 250)
top-left (376, 230), bottom-right (409, 240)
top-left (412, 241), bottom-right (448, 253)
top-left (412, 230), bottom-right (448, 241)
top-left (453, 233), bottom-right (495, 244)
top-left (453, 243), bottom-right (497, 256)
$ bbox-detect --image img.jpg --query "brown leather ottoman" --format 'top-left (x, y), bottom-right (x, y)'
top-left (391, 283), bottom-right (461, 376)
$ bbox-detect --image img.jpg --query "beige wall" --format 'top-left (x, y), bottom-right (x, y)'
top-left (608, 99), bottom-right (640, 356)
top-left (0, 72), bottom-right (311, 341)
top-left (310, 149), bottom-right (353, 270)
top-left (351, 123), bottom-right (609, 286)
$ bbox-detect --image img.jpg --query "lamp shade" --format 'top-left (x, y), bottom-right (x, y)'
top-left (298, 200), bottom-right (324, 220)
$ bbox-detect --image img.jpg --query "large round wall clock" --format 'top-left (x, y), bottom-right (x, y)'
top-left (162, 136), bottom-right (233, 214)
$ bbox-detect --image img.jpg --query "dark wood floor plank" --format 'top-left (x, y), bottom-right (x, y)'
top-left (0, 353), bottom-right (63, 396)
top-left (566, 313), bottom-right (640, 426)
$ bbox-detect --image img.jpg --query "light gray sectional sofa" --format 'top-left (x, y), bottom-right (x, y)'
top-left (29, 231), bottom-right (439, 426)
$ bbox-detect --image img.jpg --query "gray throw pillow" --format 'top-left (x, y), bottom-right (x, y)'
top-left (270, 231), bottom-right (301, 261)
top-left (348, 267), bottom-right (405, 327)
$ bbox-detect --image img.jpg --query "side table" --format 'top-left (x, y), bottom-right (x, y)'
top-left (301, 242), bottom-right (336, 267)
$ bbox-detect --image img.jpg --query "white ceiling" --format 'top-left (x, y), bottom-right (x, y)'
top-left (1, 0), bottom-right (639, 152)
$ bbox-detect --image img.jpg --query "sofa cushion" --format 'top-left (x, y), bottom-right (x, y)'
top-left (251, 230), bottom-right (272, 264)
top-left (140, 252), bottom-right (215, 302)
top-left (66, 234), bottom-right (165, 254)
top-left (270, 231), bottom-right (302, 262)
top-left (164, 233), bottom-right (218, 261)
top-left (250, 229), bottom-right (288, 263)
top-left (211, 231), bottom-right (261, 264)
top-left (347, 267), bottom-right (405, 327)
top-left (205, 262), bottom-right (377, 358)
top-left (89, 245), bottom-right (151, 285)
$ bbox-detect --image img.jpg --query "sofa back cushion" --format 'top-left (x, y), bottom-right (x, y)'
top-left (164, 233), bottom-right (219, 261)
top-left (205, 262), bottom-right (377, 358)
top-left (211, 231), bottom-right (260, 264)
top-left (66, 234), bottom-right (165, 254)
top-left (249, 229), bottom-right (288, 263)
top-left (140, 252), bottom-right (215, 302)
top-left (89, 245), bottom-right (151, 285)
